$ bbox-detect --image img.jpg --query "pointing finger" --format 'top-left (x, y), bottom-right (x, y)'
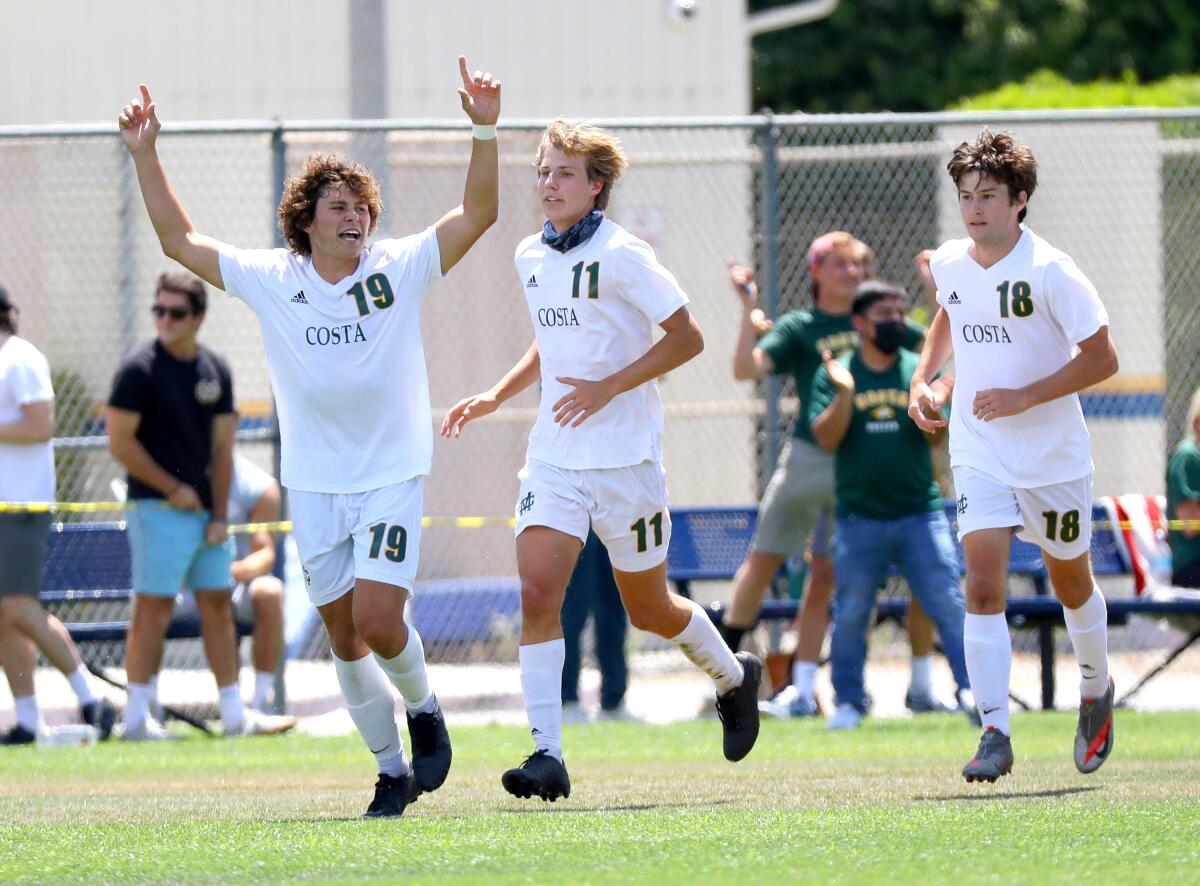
top-left (458, 56), bottom-right (471, 87)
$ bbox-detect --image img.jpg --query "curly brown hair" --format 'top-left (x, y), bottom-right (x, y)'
top-left (278, 154), bottom-right (383, 256)
top-left (534, 119), bottom-right (628, 212)
top-left (947, 128), bottom-right (1038, 223)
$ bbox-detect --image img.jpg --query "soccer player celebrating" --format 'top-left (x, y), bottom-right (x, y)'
top-left (442, 119), bottom-right (762, 802)
top-left (909, 128), bottom-right (1120, 782)
top-left (117, 56), bottom-right (501, 818)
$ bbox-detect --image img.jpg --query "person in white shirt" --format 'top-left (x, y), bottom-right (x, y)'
top-left (909, 128), bottom-right (1120, 783)
top-left (0, 285), bottom-right (117, 744)
top-left (442, 119), bottom-right (762, 802)
top-left (117, 56), bottom-right (500, 818)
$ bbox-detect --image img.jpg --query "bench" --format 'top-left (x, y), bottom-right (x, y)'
top-left (669, 502), bottom-right (1200, 710)
top-left (42, 522), bottom-right (255, 644)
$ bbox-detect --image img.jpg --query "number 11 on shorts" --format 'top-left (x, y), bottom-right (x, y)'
top-left (368, 522), bottom-right (408, 562)
top-left (631, 511), bottom-right (664, 553)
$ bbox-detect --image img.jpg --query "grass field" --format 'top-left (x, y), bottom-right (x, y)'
top-left (2, 710), bottom-right (1198, 884)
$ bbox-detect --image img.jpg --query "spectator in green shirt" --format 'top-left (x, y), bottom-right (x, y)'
top-left (809, 281), bottom-right (974, 730)
top-left (1166, 386), bottom-right (1200, 588)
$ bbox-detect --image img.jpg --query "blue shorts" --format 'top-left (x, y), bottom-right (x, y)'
top-left (126, 500), bottom-right (234, 597)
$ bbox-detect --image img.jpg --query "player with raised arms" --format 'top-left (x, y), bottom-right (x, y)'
top-left (117, 57), bottom-right (500, 818)
top-left (909, 128), bottom-right (1120, 782)
top-left (442, 119), bottom-right (762, 803)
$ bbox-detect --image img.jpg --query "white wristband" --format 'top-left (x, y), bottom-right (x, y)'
top-left (472, 123), bottom-right (497, 141)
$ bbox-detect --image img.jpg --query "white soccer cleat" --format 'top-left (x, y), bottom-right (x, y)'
top-left (228, 709), bottom-right (298, 737)
top-left (120, 718), bottom-right (182, 742)
top-left (827, 703), bottom-right (863, 731)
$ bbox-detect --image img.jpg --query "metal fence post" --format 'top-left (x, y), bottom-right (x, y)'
top-left (116, 143), bottom-right (138, 360)
top-left (758, 114), bottom-right (783, 492)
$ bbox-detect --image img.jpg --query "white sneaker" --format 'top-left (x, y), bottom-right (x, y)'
top-left (228, 708), bottom-right (298, 737)
top-left (120, 718), bottom-right (182, 741)
top-left (827, 703), bottom-right (863, 731)
top-left (561, 701), bottom-right (594, 725)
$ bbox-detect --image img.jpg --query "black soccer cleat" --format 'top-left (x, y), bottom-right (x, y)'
top-left (405, 697), bottom-right (452, 802)
top-left (501, 749), bottom-right (571, 802)
top-left (715, 651), bottom-right (763, 762)
top-left (362, 770), bottom-right (418, 819)
top-left (81, 698), bottom-right (117, 742)
top-left (962, 727), bottom-right (1015, 783)
top-left (1, 724), bottom-right (36, 746)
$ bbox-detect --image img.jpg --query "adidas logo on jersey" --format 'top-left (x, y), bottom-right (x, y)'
top-left (291, 291), bottom-right (308, 304)
top-left (947, 291), bottom-right (961, 305)
top-left (525, 275), bottom-right (538, 288)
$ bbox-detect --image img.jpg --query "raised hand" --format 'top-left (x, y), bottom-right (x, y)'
top-left (118, 84), bottom-right (160, 155)
top-left (821, 350), bottom-right (855, 393)
top-left (457, 56), bottom-right (501, 125)
top-left (440, 391), bottom-right (500, 438)
top-left (727, 259), bottom-right (758, 310)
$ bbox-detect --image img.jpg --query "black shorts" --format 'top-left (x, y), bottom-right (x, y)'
top-left (0, 512), bottom-right (52, 598)
top-left (1173, 559), bottom-right (1200, 590)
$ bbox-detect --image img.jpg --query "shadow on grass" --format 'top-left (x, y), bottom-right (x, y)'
top-left (501, 799), bottom-right (734, 815)
top-left (923, 785), bottom-right (1101, 803)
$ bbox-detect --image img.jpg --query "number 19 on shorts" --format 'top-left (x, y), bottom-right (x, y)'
top-left (368, 522), bottom-right (408, 562)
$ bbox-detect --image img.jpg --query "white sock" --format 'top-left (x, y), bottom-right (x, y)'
top-left (791, 660), bottom-right (818, 702)
top-left (519, 639), bottom-right (565, 760)
top-left (332, 651), bottom-right (408, 776)
top-left (125, 682), bottom-right (151, 729)
top-left (66, 665), bottom-right (98, 706)
top-left (670, 601), bottom-right (744, 694)
top-left (909, 655), bottom-right (934, 696)
top-left (374, 625), bottom-right (435, 714)
top-left (252, 671), bottom-right (274, 711)
top-left (14, 695), bottom-right (40, 733)
top-left (218, 684), bottom-right (245, 732)
top-left (148, 674), bottom-right (159, 704)
top-left (1062, 587), bottom-right (1109, 698)
top-left (963, 613), bottom-right (1012, 736)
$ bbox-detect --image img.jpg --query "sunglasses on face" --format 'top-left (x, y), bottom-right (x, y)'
top-left (151, 305), bottom-right (192, 320)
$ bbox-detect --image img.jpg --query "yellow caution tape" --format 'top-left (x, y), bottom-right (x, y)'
top-left (0, 501), bottom-right (1196, 532)
top-left (0, 501), bottom-right (516, 532)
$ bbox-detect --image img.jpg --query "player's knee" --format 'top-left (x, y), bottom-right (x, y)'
top-left (250, 576), bottom-right (284, 602)
top-left (520, 578), bottom-right (562, 621)
top-left (194, 591), bottom-right (233, 617)
top-left (964, 574), bottom-right (1006, 612)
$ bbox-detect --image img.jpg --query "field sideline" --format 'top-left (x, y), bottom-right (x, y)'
top-left (2, 711), bottom-right (1198, 884)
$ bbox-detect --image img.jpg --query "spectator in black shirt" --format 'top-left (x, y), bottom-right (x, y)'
top-left (106, 272), bottom-right (294, 739)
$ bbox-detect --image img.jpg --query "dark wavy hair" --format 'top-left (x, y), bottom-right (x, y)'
top-left (278, 153), bottom-right (383, 256)
top-left (947, 128), bottom-right (1038, 223)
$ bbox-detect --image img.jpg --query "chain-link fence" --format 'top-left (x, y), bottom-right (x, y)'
top-left (2, 110), bottom-right (1198, 715)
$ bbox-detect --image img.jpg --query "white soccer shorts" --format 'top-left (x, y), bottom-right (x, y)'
top-left (514, 458), bottom-right (672, 573)
top-left (288, 477), bottom-right (424, 607)
top-left (952, 465), bottom-right (1093, 561)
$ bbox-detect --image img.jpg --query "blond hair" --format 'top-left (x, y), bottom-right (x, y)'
top-left (534, 119), bottom-right (628, 211)
top-left (1187, 386), bottom-right (1200, 444)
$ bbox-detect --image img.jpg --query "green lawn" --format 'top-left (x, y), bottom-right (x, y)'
top-left (2, 711), bottom-right (1198, 884)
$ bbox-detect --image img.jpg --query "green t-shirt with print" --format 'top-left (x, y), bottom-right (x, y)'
top-left (758, 308), bottom-right (922, 443)
top-left (1166, 439), bottom-right (1200, 575)
top-left (809, 348), bottom-right (942, 520)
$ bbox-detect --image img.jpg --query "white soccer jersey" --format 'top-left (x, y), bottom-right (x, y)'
top-left (931, 227), bottom-right (1109, 488)
top-left (218, 228), bottom-right (443, 493)
top-left (515, 218), bottom-right (688, 470)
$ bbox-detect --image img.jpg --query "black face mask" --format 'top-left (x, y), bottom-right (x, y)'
top-left (871, 319), bottom-right (906, 354)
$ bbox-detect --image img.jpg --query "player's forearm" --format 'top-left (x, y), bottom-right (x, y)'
top-left (108, 436), bottom-right (178, 496)
top-left (732, 309), bottom-right (765, 380)
top-left (811, 393), bottom-right (853, 451)
top-left (460, 136), bottom-right (500, 231)
top-left (0, 412), bottom-right (53, 444)
top-left (604, 319), bottom-right (704, 399)
top-left (208, 443), bottom-right (233, 520)
top-left (130, 149), bottom-right (199, 259)
top-left (232, 545), bottom-right (275, 584)
top-left (911, 308), bottom-right (952, 388)
top-left (491, 341), bottom-right (541, 404)
top-left (1019, 342), bottom-right (1119, 410)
